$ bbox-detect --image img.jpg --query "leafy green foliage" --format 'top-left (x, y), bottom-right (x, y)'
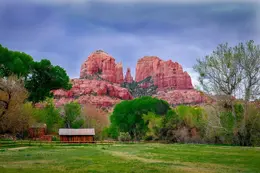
top-left (160, 106), bottom-right (207, 143)
top-left (33, 99), bottom-right (63, 133)
top-left (121, 76), bottom-right (158, 98)
top-left (25, 59), bottom-right (71, 103)
top-left (175, 105), bottom-right (208, 130)
top-left (143, 112), bottom-right (162, 140)
top-left (118, 132), bottom-right (131, 142)
top-left (236, 104), bottom-right (260, 146)
top-left (194, 40), bottom-right (260, 101)
top-left (105, 125), bottom-right (119, 139)
top-left (63, 102), bottom-right (83, 128)
top-left (194, 42), bottom-right (242, 96)
top-left (0, 45), bottom-right (71, 104)
top-left (0, 44), bottom-right (33, 77)
top-left (110, 96), bottom-right (170, 140)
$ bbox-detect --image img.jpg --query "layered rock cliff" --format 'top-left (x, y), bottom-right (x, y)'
top-left (154, 90), bottom-right (208, 106)
top-left (53, 50), bottom-right (207, 108)
top-left (53, 79), bottom-right (132, 108)
top-left (135, 56), bottom-right (193, 91)
top-left (80, 50), bottom-right (124, 84)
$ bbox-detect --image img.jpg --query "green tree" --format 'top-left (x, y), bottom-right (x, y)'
top-left (25, 59), bottom-right (71, 103)
top-left (110, 96), bottom-right (170, 140)
top-left (193, 43), bottom-right (242, 96)
top-left (235, 40), bottom-right (260, 101)
top-left (0, 44), bottom-right (33, 78)
top-left (0, 45), bottom-right (71, 104)
top-left (34, 99), bottom-right (63, 133)
top-left (63, 102), bottom-right (83, 128)
top-left (143, 112), bottom-right (162, 140)
top-left (160, 106), bottom-right (207, 143)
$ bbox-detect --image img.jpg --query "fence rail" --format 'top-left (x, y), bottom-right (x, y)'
top-left (0, 140), bottom-right (120, 148)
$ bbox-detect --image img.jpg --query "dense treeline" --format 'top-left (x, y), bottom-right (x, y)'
top-left (1, 41), bottom-right (260, 146)
top-left (107, 96), bottom-right (260, 146)
top-left (0, 44), bottom-right (72, 135)
top-left (0, 44), bottom-right (71, 105)
top-left (107, 40), bottom-right (260, 146)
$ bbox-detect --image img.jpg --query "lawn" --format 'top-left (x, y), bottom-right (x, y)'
top-left (0, 143), bottom-right (259, 173)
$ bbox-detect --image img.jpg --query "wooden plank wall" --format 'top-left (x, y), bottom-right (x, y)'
top-left (28, 128), bottom-right (46, 138)
top-left (60, 135), bottom-right (94, 143)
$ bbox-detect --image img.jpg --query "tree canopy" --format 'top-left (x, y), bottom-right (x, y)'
top-left (25, 59), bottom-right (71, 103)
top-left (194, 40), bottom-right (260, 101)
top-left (63, 102), bottom-right (83, 128)
top-left (110, 96), bottom-right (170, 140)
top-left (0, 44), bottom-right (71, 103)
top-left (0, 44), bottom-right (34, 78)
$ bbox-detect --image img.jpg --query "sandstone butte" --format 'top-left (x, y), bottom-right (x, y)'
top-left (52, 50), bottom-right (208, 108)
top-left (80, 50), bottom-right (124, 84)
top-left (135, 56), bottom-right (193, 90)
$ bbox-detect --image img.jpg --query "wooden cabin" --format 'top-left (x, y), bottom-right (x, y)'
top-left (59, 128), bottom-right (95, 143)
top-left (28, 123), bottom-right (47, 139)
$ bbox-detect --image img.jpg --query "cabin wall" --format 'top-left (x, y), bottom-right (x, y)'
top-left (28, 128), bottom-right (46, 138)
top-left (60, 135), bottom-right (94, 143)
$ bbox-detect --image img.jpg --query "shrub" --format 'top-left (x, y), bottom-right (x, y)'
top-left (52, 136), bottom-right (59, 141)
top-left (143, 112), bottom-right (162, 141)
top-left (203, 102), bottom-right (260, 146)
top-left (33, 99), bottom-right (63, 134)
top-left (160, 106), bottom-right (207, 143)
top-left (118, 132), bottom-right (131, 142)
top-left (106, 125), bottom-right (120, 140)
top-left (236, 104), bottom-right (260, 146)
top-left (0, 76), bottom-right (34, 135)
top-left (63, 102), bottom-right (83, 128)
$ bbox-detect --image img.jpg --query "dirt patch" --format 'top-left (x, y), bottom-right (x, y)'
top-left (8, 147), bottom-right (30, 151)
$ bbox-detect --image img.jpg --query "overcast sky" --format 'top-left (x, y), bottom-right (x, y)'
top-left (0, 0), bottom-right (259, 86)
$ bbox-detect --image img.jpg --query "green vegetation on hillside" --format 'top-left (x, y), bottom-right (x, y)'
top-left (121, 76), bottom-right (158, 98)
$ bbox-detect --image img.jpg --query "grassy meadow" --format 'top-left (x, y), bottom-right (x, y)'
top-left (0, 143), bottom-right (260, 173)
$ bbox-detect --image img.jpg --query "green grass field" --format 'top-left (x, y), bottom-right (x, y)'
top-left (0, 143), bottom-right (260, 173)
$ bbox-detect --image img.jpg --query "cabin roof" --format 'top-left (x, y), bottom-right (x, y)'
top-left (59, 128), bottom-right (95, 136)
top-left (30, 123), bottom-right (47, 128)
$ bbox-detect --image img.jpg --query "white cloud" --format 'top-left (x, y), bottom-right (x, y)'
top-left (184, 68), bottom-right (201, 88)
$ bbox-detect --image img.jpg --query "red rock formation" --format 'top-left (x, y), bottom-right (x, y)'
top-left (116, 63), bottom-right (124, 84)
top-left (51, 51), bottom-right (207, 108)
top-left (80, 50), bottom-right (124, 84)
top-left (135, 56), bottom-right (193, 90)
top-left (154, 89), bottom-right (208, 106)
top-left (124, 68), bottom-right (134, 83)
top-left (52, 79), bottom-right (133, 108)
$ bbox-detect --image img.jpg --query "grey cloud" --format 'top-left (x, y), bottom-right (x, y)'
top-left (0, 0), bottom-right (258, 83)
